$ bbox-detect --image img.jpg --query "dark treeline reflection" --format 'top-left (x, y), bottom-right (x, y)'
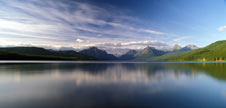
top-left (1, 63), bottom-right (226, 108)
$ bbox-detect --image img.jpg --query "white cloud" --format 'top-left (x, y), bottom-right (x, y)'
top-left (139, 29), bottom-right (165, 35)
top-left (0, 0), bottom-right (183, 51)
top-left (0, 0), bottom-right (165, 40)
top-left (76, 39), bottom-right (84, 43)
top-left (217, 26), bottom-right (226, 31)
top-left (172, 36), bottom-right (190, 42)
top-left (79, 40), bottom-right (169, 50)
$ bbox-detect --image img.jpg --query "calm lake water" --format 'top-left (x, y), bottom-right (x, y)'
top-left (0, 61), bottom-right (226, 108)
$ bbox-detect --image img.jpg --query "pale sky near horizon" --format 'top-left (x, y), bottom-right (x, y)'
top-left (0, 0), bottom-right (226, 52)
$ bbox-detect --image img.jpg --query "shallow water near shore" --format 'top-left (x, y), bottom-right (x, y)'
top-left (0, 61), bottom-right (226, 108)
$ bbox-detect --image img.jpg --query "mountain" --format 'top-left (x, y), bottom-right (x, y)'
top-left (119, 50), bottom-right (138, 60)
top-left (154, 40), bottom-right (226, 61)
top-left (133, 46), bottom-right (168, 60)
top-left (79, 47), bottom-right (117, 60)
top-left (0, 47), bottom-right (96, 60)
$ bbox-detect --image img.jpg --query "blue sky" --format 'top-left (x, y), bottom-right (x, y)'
top-left (0, 0), bottom-right (225, 53)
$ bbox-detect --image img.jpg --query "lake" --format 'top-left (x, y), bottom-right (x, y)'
top-left (0, 61), bottom-right (226, 108)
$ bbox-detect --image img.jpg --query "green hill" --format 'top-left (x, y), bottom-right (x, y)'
top-left (0, 47), bottom-right (86, 57)
top-left (154, 40), bottom-right (226, 61)
top-left (0, 47), bottom-right (97, 60)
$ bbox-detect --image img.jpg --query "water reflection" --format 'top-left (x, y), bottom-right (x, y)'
top-left (0, 63), bottom-right (197, 84)
top-left (0, 63), bottom-right (226, 108)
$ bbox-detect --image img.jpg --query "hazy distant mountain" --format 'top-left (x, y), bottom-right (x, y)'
top-left (103, 48), bottom-right (131, 56)
top-left (0, 47), bottom-right (96, 60)
top-left (119, 50), bottom-right (138, 60)
top-left (172, 44), bottom-right (199, 52)
top-left (179, 44), bottom-right (199, 51)
top-left (79, 47), bottom-right (117, 60)
top-left (59, 47), bottom-right (78, 51)
top-left (133, 46), bottom-right (168, 60)
top-left (172, 44), bottom-right (182, 51)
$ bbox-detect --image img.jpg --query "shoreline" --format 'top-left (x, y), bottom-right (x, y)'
top-left (0, 60), bottom-right (226, 64)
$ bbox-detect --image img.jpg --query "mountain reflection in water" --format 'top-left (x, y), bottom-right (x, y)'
top-left (0, 62), bottom-right (226, 108)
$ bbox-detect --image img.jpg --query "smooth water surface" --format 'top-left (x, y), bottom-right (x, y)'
top-left (0, 62), bottom-right (226, 108)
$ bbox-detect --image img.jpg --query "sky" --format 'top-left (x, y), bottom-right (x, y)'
top-left (0, 0), bottom-right (226, 53)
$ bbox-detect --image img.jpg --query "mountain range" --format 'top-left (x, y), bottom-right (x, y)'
top-left (4, 40), bottom-right (226, 61)
top-left (118, 44), bottom-right (198, 61)
top-left (0, 43), bottom-right (198, 60)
